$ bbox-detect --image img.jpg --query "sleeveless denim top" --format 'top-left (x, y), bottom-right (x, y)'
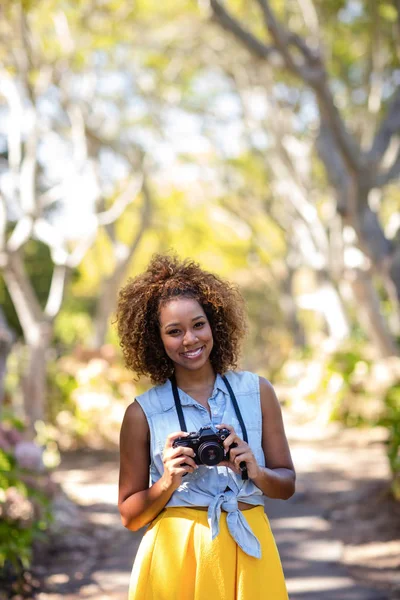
top-left (135, 370), bottom-right (265, 558)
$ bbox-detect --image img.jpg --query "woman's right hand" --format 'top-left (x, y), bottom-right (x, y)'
top-left (161, 432), bottom-right (198, 491)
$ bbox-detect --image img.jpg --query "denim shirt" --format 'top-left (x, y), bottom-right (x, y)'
top-left (135, 370), bottom-right (266, 558)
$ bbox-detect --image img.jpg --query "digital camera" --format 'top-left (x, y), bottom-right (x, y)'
top-left (173, 425), bottom-right (232, 466)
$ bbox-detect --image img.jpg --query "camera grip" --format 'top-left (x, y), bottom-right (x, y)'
top-left (239, 461), bottom-right (248, 480)
top-left (227, 443), bottom-right (248, 481)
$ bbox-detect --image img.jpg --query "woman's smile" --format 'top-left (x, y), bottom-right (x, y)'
top-left (159, 298), bottom-right (214, 373)
top-left (180, 345), bottom-right (205, 359)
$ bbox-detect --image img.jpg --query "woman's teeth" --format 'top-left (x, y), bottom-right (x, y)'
top-left (182, 347), bottom-right (203, 358)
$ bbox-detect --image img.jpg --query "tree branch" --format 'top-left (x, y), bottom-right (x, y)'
top-left (66, 231), bottom-right (97, 269)
top-left (3, 252), bottom-right (44, 339)
top-left (19, 105), bottom-right (39, 215)
top-left (91, 174), bottom-right (152, 348)
top-left (393, 0), bottom-right (400, 41)
top-left (210, 0), bottom-right (362, 175)
top-left (97, 175), bottom-right (143, 226)
top-left (0, 195), bottom-right (6, 253)
top-left (209, 0), bottom-right (277, 60)
top-left (296, 0), bottom-right (320, 38)
top-left (376, 145), bottom-right (400, 187)
top-left (255, 0), bottom-right (362, 174)
top-left (316, 121), bottom-right (353, 215)
top-left (33, 219), bottom-right (69, 264)
top-left (7, 216), bottom-right (34, 252)
top-left (256, 0), bottom-right (304, 72)
top-left (44, 264), bottom-right (68, 319)
top-left (0, 73), bottom-right (23, 175)
top-left (367, 87), bottom-right (400, 164)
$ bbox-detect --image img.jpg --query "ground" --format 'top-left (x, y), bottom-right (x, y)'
top-left (25, 417), bottom-right (400, 599)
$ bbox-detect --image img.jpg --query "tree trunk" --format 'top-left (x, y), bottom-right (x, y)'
top-left (348, 268), bottom-right (398, 357)
top-left (3, 254), bottom-right (53, 425)
top-left (281, 265), bottom-right (305, 347)
top-left (0, 307), bottom-right (14, 412)
top-left (92, 272), bottom-right (121, 349)
top-left (91, 183), bottom-right (152, 348)
top-left (296, 277), bottom-right (350, 343)
top-left (317, 277), bottom-right (350, 342)
top-left (21, 321), bottom-right (52, 427)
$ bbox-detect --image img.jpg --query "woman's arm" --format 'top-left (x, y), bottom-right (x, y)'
top-left (118, 401), bottom-right (197, 531)
top-left (251, 377), bottom-right (296, 499)
top-left (218, 377), bottom-right (295, 500)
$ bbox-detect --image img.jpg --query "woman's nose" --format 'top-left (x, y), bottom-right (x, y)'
top-left (183, 330), bottom-right (198, 346)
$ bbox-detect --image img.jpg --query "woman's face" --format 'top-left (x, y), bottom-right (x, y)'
top-left (159, 297), bottom-right (214, 373)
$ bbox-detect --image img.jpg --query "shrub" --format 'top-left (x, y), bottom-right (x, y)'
top-left (0, 413), bottom-right (54, 589)
top-left (379, 384), bottom-right (400, 500)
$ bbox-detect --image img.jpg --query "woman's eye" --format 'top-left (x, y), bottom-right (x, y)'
top-left (194, 322), bottom-right (205, 328)
top-left (168, 329), bottom-right (180, 335)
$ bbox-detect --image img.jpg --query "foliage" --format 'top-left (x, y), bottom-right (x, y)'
top-left (0, 412), bottom-right (54, 582)
top-left (379, 384), bottom-right (400, 500)
top-left (280, 341), bottom-right (400, 499)
top-left (46, 346), bottom-right (142, 449)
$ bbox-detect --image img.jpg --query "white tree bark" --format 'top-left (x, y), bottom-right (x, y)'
top-left (0, 6), bottom-right (149, 425)
top-left (91, 180), bottom-right (152, 348)
top-left (347, 269), bottom-right (398, 357)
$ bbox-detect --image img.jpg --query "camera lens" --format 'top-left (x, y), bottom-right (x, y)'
top-left (198, 442), bottom-right (224, 466)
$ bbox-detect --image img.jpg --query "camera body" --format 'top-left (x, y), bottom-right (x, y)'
top-left (173, 425), bottom-right (232, 467)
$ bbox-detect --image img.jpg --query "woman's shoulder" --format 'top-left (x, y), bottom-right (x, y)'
top-left (134, 379), bottom-right (173, 415)
top-left (223, 369), bottom-right (261, 394)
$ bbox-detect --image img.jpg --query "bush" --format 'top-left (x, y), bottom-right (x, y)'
top-left (280, 342), bottom-right (400, 501)
top-left (0, 412), bottom-right (54, 592)
top-left (47, 345), bottom-right (141, 449)
top-left (379, 384), bottom-right (400, 500)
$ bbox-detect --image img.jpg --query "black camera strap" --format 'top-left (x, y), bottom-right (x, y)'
top-left (170, 374), bottom-right (249, 481)
top-left (170, 374), bottom-right (248, 443)
top-left (170, 375), bottom-right (187, 432)
top-left (221, 375), bottom-right (248, 444)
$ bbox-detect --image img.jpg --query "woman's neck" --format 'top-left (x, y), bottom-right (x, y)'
top-left (174, 362), bottom-right (216, 392)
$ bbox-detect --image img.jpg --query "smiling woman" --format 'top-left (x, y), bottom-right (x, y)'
top-left (115, 253), bottom-right (295, 600)
top-left (159, 298), bottom-right (214, 375)
top-left (116, 254), bottom-right (247, 386)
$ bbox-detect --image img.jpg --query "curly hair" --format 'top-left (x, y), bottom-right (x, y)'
top-left (115, 253), bottom-right (247, 385)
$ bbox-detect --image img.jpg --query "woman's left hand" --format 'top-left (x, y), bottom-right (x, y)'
top-left (216, 424), bottom-right (261, 480)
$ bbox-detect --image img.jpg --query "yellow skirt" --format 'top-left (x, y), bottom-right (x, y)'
top-left (129, 506), bottom-right (288, 600)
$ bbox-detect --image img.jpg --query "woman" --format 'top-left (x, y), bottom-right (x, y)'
top-left (117, 254), bottom-right (295, 600)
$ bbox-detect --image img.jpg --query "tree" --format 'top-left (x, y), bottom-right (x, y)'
top-left (0, 2), bottom-right (153, 425)
top-left (208, 0), bottom-right (400, 351)
top-left (0, 306), bottom-right (13, 411)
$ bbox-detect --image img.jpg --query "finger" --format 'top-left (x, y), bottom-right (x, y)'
top-left (168, 455), bottom-right (198, 470)
top-left (174, 464), bottom-right (196, 476)
top-left (215, 424), bottom-right (239, 450)
top-left (164, 431), bottom-right (189, 448)
top-left (219, 459), bottom-right (240, 473)
top-left (165, 445), bottom-right (196, 460)
top-left (223, 432), bottom-right (243, 450)
top-left (232, 451), bottom-right (254, 468)
top-left (227, 443), bottom-right (248, 460)
top-left (216, 423), bottom-right (235, 434)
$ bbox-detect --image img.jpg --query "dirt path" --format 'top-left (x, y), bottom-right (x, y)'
top-left (35, 420), bottom-right (399, 599)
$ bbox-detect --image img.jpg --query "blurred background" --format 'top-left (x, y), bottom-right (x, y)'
top-left (0, 0), bottom-right (399, 598)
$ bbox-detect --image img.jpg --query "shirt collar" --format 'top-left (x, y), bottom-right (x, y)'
top-left (214, 373), bottom-right (230, 397)
top-left (159, 374), bottom-right (229, 411)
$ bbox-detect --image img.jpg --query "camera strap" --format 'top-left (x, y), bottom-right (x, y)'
top-left (170, 374), bottom-right (248, 444)
top-left (170, 375), bottom-right (187, 432)
top-left (221, 375), bottom-right (248, 444)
